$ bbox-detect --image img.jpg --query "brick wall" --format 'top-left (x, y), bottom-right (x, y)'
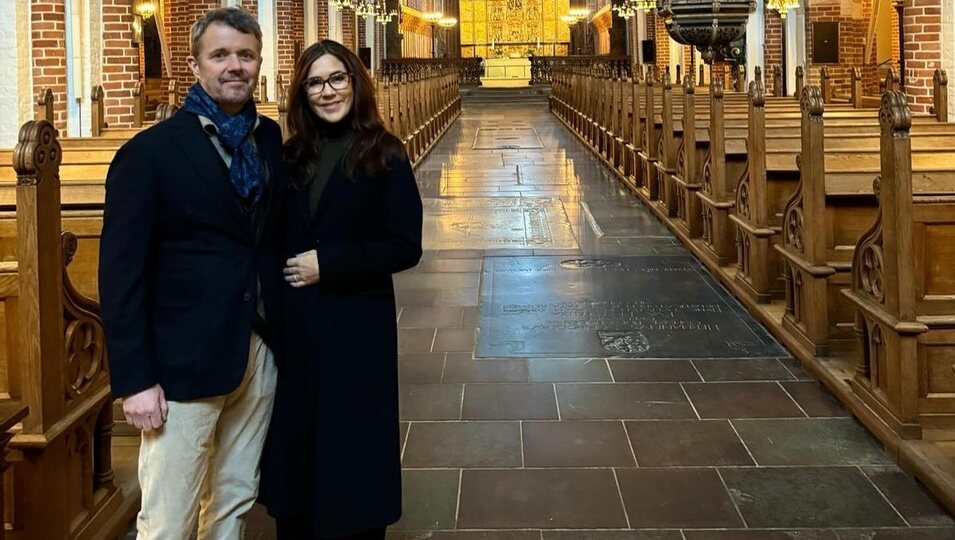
top-left (32, 0), bottom-right (68, 129)
top-left (652, 12), bottom-right (668, 75)
top-left (358, 12), bottom-right (367, 53)
top-left (902, 0), bottom-right (942, 114)
top-left (806, 0), bottom-right (867, 96)
top-left (276, 0), bottom-right (305, 87)
top-left (765, 10), bottom-right (783, 94)
top-left (163, 0), bottom-right (219, 104)
top-left (101, 0), bottom-right (139, 127)
top-left (318, 0), bottom-right (330, 40)
top-left (342, 8), bottom-right (356, 52)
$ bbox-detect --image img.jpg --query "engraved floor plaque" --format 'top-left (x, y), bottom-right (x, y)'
top-left (472, 126), bottom-right (544, 150)
top-left (422, 197), bottom-right (578, 250)
top-left (477, 256), bottom-right (788, 358)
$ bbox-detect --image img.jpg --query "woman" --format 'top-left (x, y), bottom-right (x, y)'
top-left (259, 40), bottom-right (423, 539)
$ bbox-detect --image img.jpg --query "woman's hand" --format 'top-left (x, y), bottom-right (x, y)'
top-left (284, 250), bottom-right (320, 288)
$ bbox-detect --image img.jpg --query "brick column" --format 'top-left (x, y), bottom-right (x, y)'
top-left (318, 0), bottom-right (329, 39)
top-left (101, 0), bottom-right (140, 128)
top-left (32, 0), bottom-right (68, 130)
top-left (765, 11), bottom-right (783, 95)
top-left (342, 7), bottom-right (357, 52)
top-left (902, 0), bottom-right (942, 114)
top-left (277, 0), bottom-right (305, 84)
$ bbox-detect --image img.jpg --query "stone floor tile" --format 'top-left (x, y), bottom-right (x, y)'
top-left (392, 469), bottom-right (461, 531)
top-left (682, 532), bottom-right (838, 540)
top-left (608, 359), bottom-right (702, 382)
top-left (528, 358), bottom-right (613, 382)
top-left (399, 307), bottom-right (466, 328)
top-left (388, 532), bottom-right (542, 540)
top-left (403, 421), bottom-right (522, 468)
top-left (463, 383), bottom-right (559, 420)
top-left (400, 384), bottom-right (463, 421)
top-left (683, 382), bottom-right (805, 419)
top-left (615, 468), bottom-right (743, 528)
top-left (862, 466), bottom-right (955, 526)
top-left (543, 531), bottom-right (682, 540)
top-left (457, 469), bottom-right (628, 529)
top-left (399, 328), bottom-right (437, 353)
top-left (522, 420), bottom-right (636, 467)
top-left (779, 357), bottom-right (817, 381)
top-left (835, 529), bottom-right (955, 540)
top-left (556, 383), bottom-right (696, 420)
top-left (625, 420), bottom-right (755, 467)
top-left (395, 272), bottom-right (483, 290)
top-left (415, 259), bottom-right (485, 273)
top-left (780, 381), bottom-right (852, 417)
top-left (719, 467), bottom-right (906, 528)
top-left (732, 418), bottom-right (892, 466)
top-left (691, 358), bottom-right (795, 381)
top-left (396, 288), bottom-right (440, 306)
top-left (433, 327), bottom-right (478, 353)
top-left (443, 354), bottom-right (529, 383)
top-left (462, 306), bottom-right (481, 326)
top-left (398, 353), bottom-right (447, 383)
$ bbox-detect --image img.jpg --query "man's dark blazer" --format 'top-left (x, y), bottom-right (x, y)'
top-left (99, 109), bottom-right (285, 401)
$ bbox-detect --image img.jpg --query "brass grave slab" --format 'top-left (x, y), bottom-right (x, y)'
top-left (472, 126), bottom-right (544, 150)
top-left (477, 256), bottom-right (788, 358)
top-left (422, 197), bottom-right (578, 250)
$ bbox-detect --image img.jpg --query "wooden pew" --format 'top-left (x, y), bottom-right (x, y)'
top-left (0, 119), bottom-right (132, 538)
top-left (844, 90), bottom-right (955, 438)
top-left (775, 86), bottom-right (955, 357)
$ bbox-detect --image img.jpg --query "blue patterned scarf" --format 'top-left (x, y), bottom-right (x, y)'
top-left (182, 83), bottom-right (264, 203)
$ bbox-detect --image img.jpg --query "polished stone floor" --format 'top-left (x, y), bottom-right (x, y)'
top-left (135, 101), bottom-right (955, 538)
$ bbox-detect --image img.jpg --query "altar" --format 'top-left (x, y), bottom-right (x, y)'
top-left (480, 57), bottom-right (532, 88)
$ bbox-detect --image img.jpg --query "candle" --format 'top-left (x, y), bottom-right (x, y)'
top-left (491, 38), bottom-right (495, 49)
top-left (537, 39), bottom-right (540, 48)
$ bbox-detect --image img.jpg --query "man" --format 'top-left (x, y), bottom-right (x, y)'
top-left (99, 7), bottom-right (284, 538)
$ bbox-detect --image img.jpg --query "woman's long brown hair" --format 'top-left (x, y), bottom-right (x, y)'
top-left (284, 40), bottom-right (405, 188)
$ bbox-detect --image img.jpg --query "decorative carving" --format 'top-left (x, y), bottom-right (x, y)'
top-left (13, 120), bottom-right (61, 186)
top-left (880, 91), bottom-right (912, 136)
top-left (852, 176), bottom-right (885, 304)
top-left (684, 73), bottom-right (695, 93)
top-left (783, 203), bottom-right (805, 252)
top-left (736, 175), bottom-right (751, 220)
top-left (749, 77), bottom-right (765, 107)
top-left (62, 232), bottom-right (107, 400)
top-left (712, 74), bottom-right (724, 99)
top-left (935, 68), bottom-right (948, 86)
top-left (800, 85), bottom-right (824, 117)
top-left (659, 0), bottom-right (755, 62)
top-left (702, 154), bottom-right (713, 193)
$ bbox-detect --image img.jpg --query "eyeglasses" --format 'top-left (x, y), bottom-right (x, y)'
top-left (302, 72), bottom-right (352, 94)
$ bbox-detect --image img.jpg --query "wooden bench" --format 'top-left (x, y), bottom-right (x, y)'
top-left (844, 90), bottom-right (955, 438)
top-left (775, 86), bottom-right (955, 357)
top-left (0, 119), bottom-right (130, 538)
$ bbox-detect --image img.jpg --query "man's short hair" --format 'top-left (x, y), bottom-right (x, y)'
top-left (190, 7), bottom-right (263, 58)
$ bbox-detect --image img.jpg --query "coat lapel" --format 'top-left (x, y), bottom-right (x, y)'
top-left (168, 111), bottom-right (252, 235)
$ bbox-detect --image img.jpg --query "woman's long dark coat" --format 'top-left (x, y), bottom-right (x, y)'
top-left (259, 140), bottom-right (423, 536)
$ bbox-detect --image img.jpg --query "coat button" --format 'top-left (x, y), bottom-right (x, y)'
top-left (243, 292), bottom-right (253, 302)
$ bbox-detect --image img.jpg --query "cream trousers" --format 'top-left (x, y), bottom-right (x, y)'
top-left (136, 333), bottom-right (277, 540)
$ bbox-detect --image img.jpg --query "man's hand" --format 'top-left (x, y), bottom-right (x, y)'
top-left (122, 384), bottom-right (168, 432)
top-left (284, 250), bottom-right (320, 288)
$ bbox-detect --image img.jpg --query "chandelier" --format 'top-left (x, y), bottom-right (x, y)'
top-left (567, 7), bottom-right (591, 19)
top-left (333, 0), bottom-right (397, 24)
top-left (560, 14), bottom-right (579, 24)
top-left (437, 16), bottom-right (458, 28)
top-left (423, 10), bottom-right (444, 23)
top-left (766, 0), bottom-right (799, 18)
top-left (135, 0), bottom-right (156, 20)
top-left (612, 0), bottom-right (639, 20)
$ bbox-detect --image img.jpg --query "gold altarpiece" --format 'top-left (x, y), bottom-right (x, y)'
top-left (460, 0), bottom-right (571, 58)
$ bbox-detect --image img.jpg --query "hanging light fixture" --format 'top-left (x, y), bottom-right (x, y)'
top-left (612, 0), bottom-right (640, 20)
top-left (135, 0), bottom-right (156, 20)
top-left (437, 16), bottom-right (458, 28)
top-left (766, 0), bottom-right (800, 18)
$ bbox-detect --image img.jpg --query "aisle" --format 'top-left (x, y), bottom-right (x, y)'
top-left (239, 100), bottom-right (955, 539)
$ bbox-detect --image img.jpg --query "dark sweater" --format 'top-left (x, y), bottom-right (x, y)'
top-left (308, 126), bottom-right (355, 218)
